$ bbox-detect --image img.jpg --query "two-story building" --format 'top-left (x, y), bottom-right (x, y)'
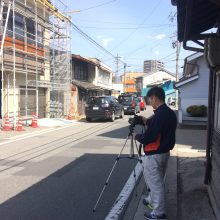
top-left (71, 54), bottom-right (113, 116)
top-left (175, 52), bottom-right (209, 125)
top-left (0, 0), bottom-right (71, 125)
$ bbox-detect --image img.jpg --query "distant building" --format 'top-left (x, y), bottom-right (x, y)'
top-left (135, 69), bottom-right (176, 98)
top-left (143, 60), bottom-right (164, 73)
top-left (121, 72), bottom-right (144, 93)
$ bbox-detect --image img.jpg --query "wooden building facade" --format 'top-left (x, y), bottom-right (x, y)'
top-left (172, 0), bottom-right (220, 218)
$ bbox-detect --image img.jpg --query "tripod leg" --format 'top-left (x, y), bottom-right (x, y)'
top-left (93, 135), bottom-right (130, 212)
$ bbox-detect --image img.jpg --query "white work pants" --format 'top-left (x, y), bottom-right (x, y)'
top-left (143, 152), bottom-right (170, 216)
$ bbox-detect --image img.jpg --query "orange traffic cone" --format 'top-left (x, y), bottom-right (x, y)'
top-left (30, 113), bottom-right (38, 128)
top-left (2, 114), bottom-right (12, 131)
top-left (16, 115), bottom-right (24, 131)
top-left (66, 112), bottom-right (72, 120)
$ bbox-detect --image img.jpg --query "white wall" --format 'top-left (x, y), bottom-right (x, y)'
top-left (112, 84), bottom-right (123, 93)
top-left (179, 56), bottom-right (209, 116)
top-left (143, 71), bottom-right (176, 87)
top-left (96, 68), bottom-right (112, 89)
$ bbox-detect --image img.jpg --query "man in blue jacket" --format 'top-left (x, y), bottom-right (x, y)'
top-left (135, 87), bottom-right (177, 220)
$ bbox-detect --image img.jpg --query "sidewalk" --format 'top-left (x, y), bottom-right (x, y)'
top-left (0, 118), bottom-right (78, 142)
top-left (128, 128), bottom-right (216, 220)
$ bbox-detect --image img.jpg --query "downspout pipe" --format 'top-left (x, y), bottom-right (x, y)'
top-left (204, 68), bottom-right (216, 184)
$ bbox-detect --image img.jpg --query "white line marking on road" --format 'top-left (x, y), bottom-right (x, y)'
top-left (0, 124), bottom-right (76, 146)
top-left (105, 163), bottom-right (142, 220)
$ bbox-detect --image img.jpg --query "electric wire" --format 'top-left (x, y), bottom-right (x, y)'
top-left (71, 22), bottom-right (126, 65)
top-left (77, 0), bottom-right (117, 12)
top-left (76, 24), bottom-right (173, 30)
top-left (74, 18), bottom-right (174, 26)
top-left (110, 0), bottom-right (162, 52)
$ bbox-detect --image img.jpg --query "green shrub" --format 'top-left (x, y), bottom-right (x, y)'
top-left (187, 105), bottom-right (207, 117)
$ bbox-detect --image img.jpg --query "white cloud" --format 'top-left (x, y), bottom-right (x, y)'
top-left (146, 34), bottom-right (166, 41)
top-left (101, 38), bottom-right (113, 47)
top-left (97, 35), bottom-right (103, 39)
top-left (154, 50), bottom-right (160, 55)
top-left (155, 34), bottom-right (166, 40)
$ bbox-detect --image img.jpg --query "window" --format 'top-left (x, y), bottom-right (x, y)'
top-left (37, 25), bottom-right (43, 44)
top-left (74, 62), bottom-right (88, 81)
top-left (98, 69), bottom-right (110, 85)
top-left (15, 13), bottom-right (24, 38)
top-left (215, 73), bottom-right (220, 131)
top-left (26, 18), bottom-right (35, 41)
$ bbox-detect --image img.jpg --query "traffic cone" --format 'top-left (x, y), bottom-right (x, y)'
top-left (66, 112), bottom-right (72, 120)
top-left (30, 113), bottom-right (38, 128)
top-left (16, 115), bottom-right (24, 131)
top-left (2, 114), bottom-right (12, 131)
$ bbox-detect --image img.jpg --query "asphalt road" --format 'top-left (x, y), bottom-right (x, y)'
top-left (0, 109), bottom-right (153, 220)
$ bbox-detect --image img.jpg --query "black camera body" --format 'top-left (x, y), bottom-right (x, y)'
top-left (128, 115), bottom-right (145, 128)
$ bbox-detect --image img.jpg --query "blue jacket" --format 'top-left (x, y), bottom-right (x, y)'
top-left (135, 104), bottom-right (177, 155)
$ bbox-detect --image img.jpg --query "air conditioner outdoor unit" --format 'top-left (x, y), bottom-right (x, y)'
top-left (205, 36), bottom-right (220, 68)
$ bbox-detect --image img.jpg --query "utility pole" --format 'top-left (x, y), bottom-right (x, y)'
top-left (175, 40), bottom-right (181, 82)
top-left (123, 63), bottom-right (127, 93)
top-left (169, 11), bottom-right (180, 109)
top-left (115, 54), bottom-right (120, 83)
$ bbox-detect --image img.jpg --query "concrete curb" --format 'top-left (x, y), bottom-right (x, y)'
top-left (122, 175), bottom-right (146, 220)
top-left (105, 163), bottom-right (144, 220)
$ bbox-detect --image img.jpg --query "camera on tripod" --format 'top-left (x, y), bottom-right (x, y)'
top-left (128, 115), bottom-right (145, 128)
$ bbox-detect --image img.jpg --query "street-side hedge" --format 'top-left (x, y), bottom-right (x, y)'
top-left (186, 105), bottom-right (207, 117)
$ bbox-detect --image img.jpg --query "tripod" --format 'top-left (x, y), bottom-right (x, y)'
top-left (93, 124), bottom-right (145, 212)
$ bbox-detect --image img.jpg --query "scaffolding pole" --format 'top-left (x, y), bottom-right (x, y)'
top-left (35, 0), bottom-right (38, 117)
top-left (12, 0), bottom-right (16, 128)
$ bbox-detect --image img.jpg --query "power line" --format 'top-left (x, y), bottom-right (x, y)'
top-left (71, 22), bottom-right (127, 70)
top-left (110, 0), bottom-right (162, 52)
top-left (74, 18), bottom-right (174, 26)
top-left (72, 23), bottom-right (116, 60)
top-left (78, 0), bottom-right (117, 12)
top-left (159, 52), bottom-right (176, 61)
top-left (76, 24), bottom-right (173, 30)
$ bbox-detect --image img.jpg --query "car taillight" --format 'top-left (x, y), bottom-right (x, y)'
top-left (132, 100), bottom-right (135, 107)
top-left (101, 103), bottom-right (109, 108)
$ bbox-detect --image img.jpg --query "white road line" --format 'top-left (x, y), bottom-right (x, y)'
top-left (105, 163), bottom-right (142, 220)
top-left (0, 123), bottom-right (76, 146)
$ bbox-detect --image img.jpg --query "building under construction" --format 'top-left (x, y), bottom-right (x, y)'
top-left (0, 0), bottom-right (71, 127)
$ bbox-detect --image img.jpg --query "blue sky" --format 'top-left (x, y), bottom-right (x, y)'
top-left (68, 0), bottom-right (193, 77)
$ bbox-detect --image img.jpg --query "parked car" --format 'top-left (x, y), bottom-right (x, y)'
top-left (118, 94), bottom-right (140, 115)
top-left (137, 96), bottom-right (146, 111)
top-left (167, 97), bottom-right (176, 106)
top-left (85, 96), bottom-right (124, 122)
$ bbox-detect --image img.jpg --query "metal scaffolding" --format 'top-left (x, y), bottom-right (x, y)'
top-left (0, 0), bottom-right (71, 127)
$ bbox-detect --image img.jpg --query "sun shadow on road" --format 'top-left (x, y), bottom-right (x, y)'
top-left (0, 153), bottom-right (137, 220)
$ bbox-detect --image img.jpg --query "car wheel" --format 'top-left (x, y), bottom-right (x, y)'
top-left (120, 109), bottom-right (124, 118)
top-left (86, 117), bottom-right (92, 122)
top-left (110, 112), bottom-right (115, 122)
